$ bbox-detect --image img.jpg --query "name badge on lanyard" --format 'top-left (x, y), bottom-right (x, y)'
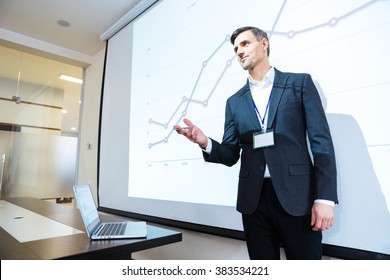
top-left (253, 130), bottom-right (274, 149)
top-left (252, 91), bottom-right (274, 149)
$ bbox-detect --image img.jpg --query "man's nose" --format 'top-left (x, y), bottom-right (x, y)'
top-left (236, 48), bottom-right (244, 57)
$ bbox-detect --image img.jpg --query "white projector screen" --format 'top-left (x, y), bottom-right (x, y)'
top-left (99, 0), bottom-right (390, 257)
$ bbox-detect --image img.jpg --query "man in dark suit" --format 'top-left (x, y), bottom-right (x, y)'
top-left (174, 26), bottom-right (338, 260)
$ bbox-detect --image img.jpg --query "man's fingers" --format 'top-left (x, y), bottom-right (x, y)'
top-left (183, 118), bottom-right (194, 127)
top-left (311, 203), bottom-right (334, 231)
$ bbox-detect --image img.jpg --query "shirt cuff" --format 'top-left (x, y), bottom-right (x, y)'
top-left (202, 137), bottom-right (212, 154)
top-left (314, 199), bottom-right (335, 207)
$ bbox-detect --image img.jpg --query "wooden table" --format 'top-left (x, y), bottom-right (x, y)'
top-left (0, 197), bottom-right (182, 259)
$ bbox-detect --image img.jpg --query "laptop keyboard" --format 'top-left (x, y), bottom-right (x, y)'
top-left (97, 222), bottom-right (126, 236)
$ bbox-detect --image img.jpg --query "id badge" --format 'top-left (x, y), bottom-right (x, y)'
top-left (253, 130), bottom-right (274, 149)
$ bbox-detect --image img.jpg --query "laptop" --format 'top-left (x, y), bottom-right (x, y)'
top-left (73, 184), bottom-right (147, 240)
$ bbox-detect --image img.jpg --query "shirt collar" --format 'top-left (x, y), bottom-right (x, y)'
top-left (248, 66), bottom-right (275, 88)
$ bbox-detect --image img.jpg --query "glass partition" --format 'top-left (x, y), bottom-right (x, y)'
top-left (0, 45), bottom-right (82, 199)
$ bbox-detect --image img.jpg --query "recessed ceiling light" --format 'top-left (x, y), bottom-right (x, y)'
top-left (57, 20), bottom-right (70, 27)
top-left (59, 74), bottom-right (83, 84)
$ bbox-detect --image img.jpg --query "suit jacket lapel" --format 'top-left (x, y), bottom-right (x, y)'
top-left (240, 81), bottom-right (262, 130)
top-left (267, 68), bottom-right (288, 129)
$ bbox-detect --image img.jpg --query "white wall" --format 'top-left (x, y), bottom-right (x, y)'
top-left (76, 48), bottom-right (105, 204)
top-left (133, 225), bottom-right (249, 260)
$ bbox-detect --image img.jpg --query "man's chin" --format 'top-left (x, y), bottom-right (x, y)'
top-left (239, 62), bottom-right (247, 69)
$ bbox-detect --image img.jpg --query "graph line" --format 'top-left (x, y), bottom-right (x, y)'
top-left (272, 0), bottom-right (380, 38)
top-left (148, 35), bottom-right (234, 148)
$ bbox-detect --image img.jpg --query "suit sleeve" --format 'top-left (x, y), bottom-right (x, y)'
top-left (303, 74), bottom-right (338, 203)
top-left (203, 100), bottom-right (241, 167)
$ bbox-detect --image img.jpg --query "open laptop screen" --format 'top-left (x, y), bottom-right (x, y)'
top-left (74, 185), bottom-right (101, 236)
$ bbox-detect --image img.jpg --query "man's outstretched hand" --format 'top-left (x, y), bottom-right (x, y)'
top-left (173, 118), bottom-right (208, 149)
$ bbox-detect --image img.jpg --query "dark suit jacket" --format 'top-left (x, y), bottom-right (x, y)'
top-left (204, 68), bottom-right (338, 216)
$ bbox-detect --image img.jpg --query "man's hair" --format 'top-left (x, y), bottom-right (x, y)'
top-left (230, 26), bottom-right (270, 56)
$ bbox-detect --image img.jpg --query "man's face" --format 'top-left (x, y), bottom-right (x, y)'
top-left (233, 30), bottom-right (266, 71)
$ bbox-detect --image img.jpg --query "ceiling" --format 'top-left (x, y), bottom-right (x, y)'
top-left (0, 0), bottom-right (143, 134)
top-left (0, 0), bottom-right (142, 56)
